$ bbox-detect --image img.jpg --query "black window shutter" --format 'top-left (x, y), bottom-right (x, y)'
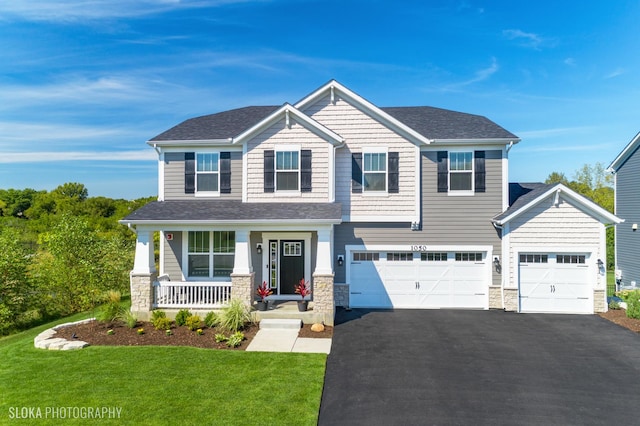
top-left (474, 151), bottom-right (486, 193)
top-left (301, 150), bottom-right (312, 192)
top-left (352, 153), bottom-right (363, 193)
top-left (437, 151), bottom-right (448, 193)
top-left (220, 152), bottom-right (231, 194)
top-left (185, 152), bottom-right (195, 194)
top-left (388, 152), bottom-right (399, 193)
top-left (264, 150), bottom-right (275, 193)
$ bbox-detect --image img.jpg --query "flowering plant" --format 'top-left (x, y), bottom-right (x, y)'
top-left (166, 329), bottom-right (172, 336)
top-left (256, 281), bottom-right (273, 301)
top-left (294, 279), bottom-right (312, 299)
top-left (196, 328), bottom-right (203, 335)
top-left (107, 329), bottom-right (114, 335)
top-left (137, 328), bottom-right (144, 335)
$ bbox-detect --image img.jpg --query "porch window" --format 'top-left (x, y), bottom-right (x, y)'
top-left (187, 231), bottom-right (235, 279)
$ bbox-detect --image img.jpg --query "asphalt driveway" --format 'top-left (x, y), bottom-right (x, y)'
top-left (319, 309), bottom-right (640, 425)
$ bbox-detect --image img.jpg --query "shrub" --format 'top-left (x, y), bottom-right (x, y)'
top-left (185, 314), bottom-right (202, 331)
top-left (215, 333), bottom-right (228, 343)
top-left (151, 311), bottom-right (169, 329)
top-left (153, 317), bottom-right (172, 331)
top-left (626, 290), bottom-right (640, 319)
top-left (96, 290), bottom-right (125, 323)
top-left (123, 310), bottom-right (138, 328)
top-left (609, 300), bottom-right (621, 310)
top-left (220, 299), bottom-right (251, 333)
top-left (205, 311), bottom-right (220, 328)
top-left (227, 331), bottom-right (244, 348)
top-left (175, 309), bottom-right (191, 326)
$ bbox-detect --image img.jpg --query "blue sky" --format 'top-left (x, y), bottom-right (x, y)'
top-left (1, 0), bottom-right (638, 199)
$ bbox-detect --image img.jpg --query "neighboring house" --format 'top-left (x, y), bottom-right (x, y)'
top-left (121, 80), bottom-right (621, 323)
top-left (607, 131), bottom-right (640, 288)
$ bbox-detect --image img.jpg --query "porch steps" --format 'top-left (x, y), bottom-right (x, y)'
top-left (252, 301), bottom-right (326, 325)
top-left (259, 319), bottom-right (302, 330)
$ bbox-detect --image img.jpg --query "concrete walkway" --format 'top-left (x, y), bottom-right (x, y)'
top-left (246, 319), bottom-right (331, 354)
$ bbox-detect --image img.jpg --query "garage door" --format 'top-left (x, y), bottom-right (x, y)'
top-left (349, 251), bottom-right (488, 309)
top-left (519, 253), bottom-right (592, 314)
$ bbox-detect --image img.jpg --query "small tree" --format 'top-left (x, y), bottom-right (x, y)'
top-left (0, 228), bottom-right (32, 334)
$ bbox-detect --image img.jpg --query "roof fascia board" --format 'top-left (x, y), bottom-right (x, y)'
top-left (607, 131), bottom-right (640, 173)
top-left (494, 184), bottom-right (622, 225)
top-left (232, 103), bottom-right (344, 146)
top-left (294, 80), bottom-right (433, 146)
top-left (119, 218), bottom-right (342, 226)
top-left (148, 139), bottom-right (233, 147)
top-left (431, 138), bottom-right (521, 145)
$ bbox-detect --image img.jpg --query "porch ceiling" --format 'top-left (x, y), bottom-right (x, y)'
top-left (121, 200), bottom-right (342, 224)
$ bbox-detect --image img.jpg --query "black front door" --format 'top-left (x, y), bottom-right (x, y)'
top-left (280, 240), bottom-right (304, 295)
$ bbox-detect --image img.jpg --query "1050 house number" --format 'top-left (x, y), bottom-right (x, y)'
top-left (410, 245), bottom-right (428, 252)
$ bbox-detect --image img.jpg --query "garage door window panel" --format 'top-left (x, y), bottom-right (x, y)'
top-left (387, 252), bottom-right (413, 261)
top-left (557, 254), bottom-right (586, 264)
top-left (455, 252), bottom-right (483, 262)
top-left (353, 252), bottom-right (379, 262)
top-left (520, 254), bottom-right (549, 264)
top-left (421, 252), bottom-right (448, 261)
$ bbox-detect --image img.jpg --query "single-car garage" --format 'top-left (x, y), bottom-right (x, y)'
top-left (518, 252), bottom-right (593, 313)
top-left (347, 246), bottom-right (491, 309)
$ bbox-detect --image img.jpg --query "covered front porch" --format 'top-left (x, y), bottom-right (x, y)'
top-left (126, 225), bottom-right (339, 325)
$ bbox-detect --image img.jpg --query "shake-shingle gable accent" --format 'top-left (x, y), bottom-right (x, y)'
top-left (122, 200), bottom-right (343, 224)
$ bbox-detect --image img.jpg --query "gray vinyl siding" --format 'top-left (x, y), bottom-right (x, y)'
top-left (334, 149), bottom-right (503, 285)
top-left (163, 231), bottom-right (183, 280)
top-left (616, 146), bottom-right (640, 286)
top-left (163, 151), bottom-right (242, 200)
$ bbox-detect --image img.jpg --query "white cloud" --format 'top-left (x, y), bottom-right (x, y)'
top-left (503, 29), bottom-right (548, 50)
top-left (0, 149), bottom-right (156, 163)
top-left (564, 57), bottom-right (576, 66)
top-left (517, 126), bottom-right (594, 139)
top-left (605, 68), bottom-right (626, 79)
top-left (437, 57), bottom-right (499, 92)
top-left (0, 0), bottom-right (258, 23)
top-left (0, 121), bottom-right (149, 144)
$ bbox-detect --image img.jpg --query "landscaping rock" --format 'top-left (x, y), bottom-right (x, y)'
top-left (311, 323), bottom-right (325, 332)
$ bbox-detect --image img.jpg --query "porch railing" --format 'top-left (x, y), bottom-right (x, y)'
top-left (153, 281), bottom-right (232, 309)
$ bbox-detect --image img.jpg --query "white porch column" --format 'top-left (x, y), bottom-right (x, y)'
top-left (314, 227), bottom-right (333, 275)
top-left (233, 229), bottom-right (252, 275)
top-left (132, 230), bottom-right (156, 274)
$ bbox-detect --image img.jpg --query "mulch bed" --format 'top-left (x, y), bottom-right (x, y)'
top-left (55, 319), bottom-right (333, 350)
top-left (599, 308), bottom-right (640, 333)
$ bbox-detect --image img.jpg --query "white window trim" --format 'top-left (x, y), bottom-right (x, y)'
top-left (448, 150), bottom-right (474, 196)
top-left (183, 231), bottom-right (235, 281)
top-left (195, 151), bottom-right (221, 197)
top-left (362, 146), bottom-right (389, 195)
top-left (274, 145), bottom-right (301, 193)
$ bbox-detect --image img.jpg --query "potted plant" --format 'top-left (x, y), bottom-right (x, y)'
top-left (295, 278), bottom-right (312, 312)
top-left (256, 281), bottom-right (273, 311)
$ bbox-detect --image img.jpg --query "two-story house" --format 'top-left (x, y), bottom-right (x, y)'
top-left (608, 131), bottom-right (640, 289)
top-left (121, 80), bottom-right (620, 324)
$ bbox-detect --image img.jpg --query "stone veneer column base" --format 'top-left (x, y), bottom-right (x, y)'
top-left (231, 273), bottom-right (255, 307)
top-left (130, 272), bottom-right (157, 321)
top-left (503, 288), bottom-right (518, 312)
top-left (488, 286), bottom-right (503, 309)
top-left (313, 273), bottom-right (335, 326)
top-left (594, 289), bottom-right (606, 313)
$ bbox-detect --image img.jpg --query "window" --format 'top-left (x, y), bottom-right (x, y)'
top-left (353, 252), bottom-right (380, 262)
top-left (363, 152), bottom-right (387, 192)
top-left (449, 152), bottom-right (473, 191)
top-left (557, 254), bottom-right (586, 264)
top-left (387, 252), bottom-right (413, 261)
top-left (196, 153), bottom-right (219, 192)
top-left (187, 231), bottom-right (235, 279)
top-left (283, 241), bottom-right (302, 256)
top-left (455, 252), bottom-right (483, 262)
top-left (421, 252), bottom-right (448, 262)
top-left (276, 151), bottom-right (299, 191)
top-left (520, 254), bottom-right (548, 263)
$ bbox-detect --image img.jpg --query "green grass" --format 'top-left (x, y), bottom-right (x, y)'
top-left (607, 270), bottom-right (616, 297)
top-left (0, 313), bottom-right (327, 425)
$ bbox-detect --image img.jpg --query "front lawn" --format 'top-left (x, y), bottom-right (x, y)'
top-left (0, 313), bottom-right (326, 425)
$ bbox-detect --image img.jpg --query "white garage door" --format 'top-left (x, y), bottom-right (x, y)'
top-left (349, 251), bottom-right (488, 309)
top-left (519, 253), bottom-right (592, 314)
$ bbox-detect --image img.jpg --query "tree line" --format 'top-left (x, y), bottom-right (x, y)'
top-left (0, 182), bottom-right (154, 335)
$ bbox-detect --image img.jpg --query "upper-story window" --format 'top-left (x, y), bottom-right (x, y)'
top-left (437, 150), bottom-right (485, 195)
top-left (363, 152), bottom-right (387, 192)
top-left (449, 152), bottom-right (473, 192)
top-left (276, 150), bottom-right (299, 191)
top-left (351, 150), bottom-right (399, 194)
top-left (196, 153), bottom-right (219, 193)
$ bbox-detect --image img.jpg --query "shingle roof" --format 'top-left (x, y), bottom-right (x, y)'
top-left (380, 106), bottom-right (518, 140)
top-left (121, 200), bottom-right (342, 223)
top-left (149, 105), bottom-right (518, 142)
top-left (492, 183), bottom-right (553, 222)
